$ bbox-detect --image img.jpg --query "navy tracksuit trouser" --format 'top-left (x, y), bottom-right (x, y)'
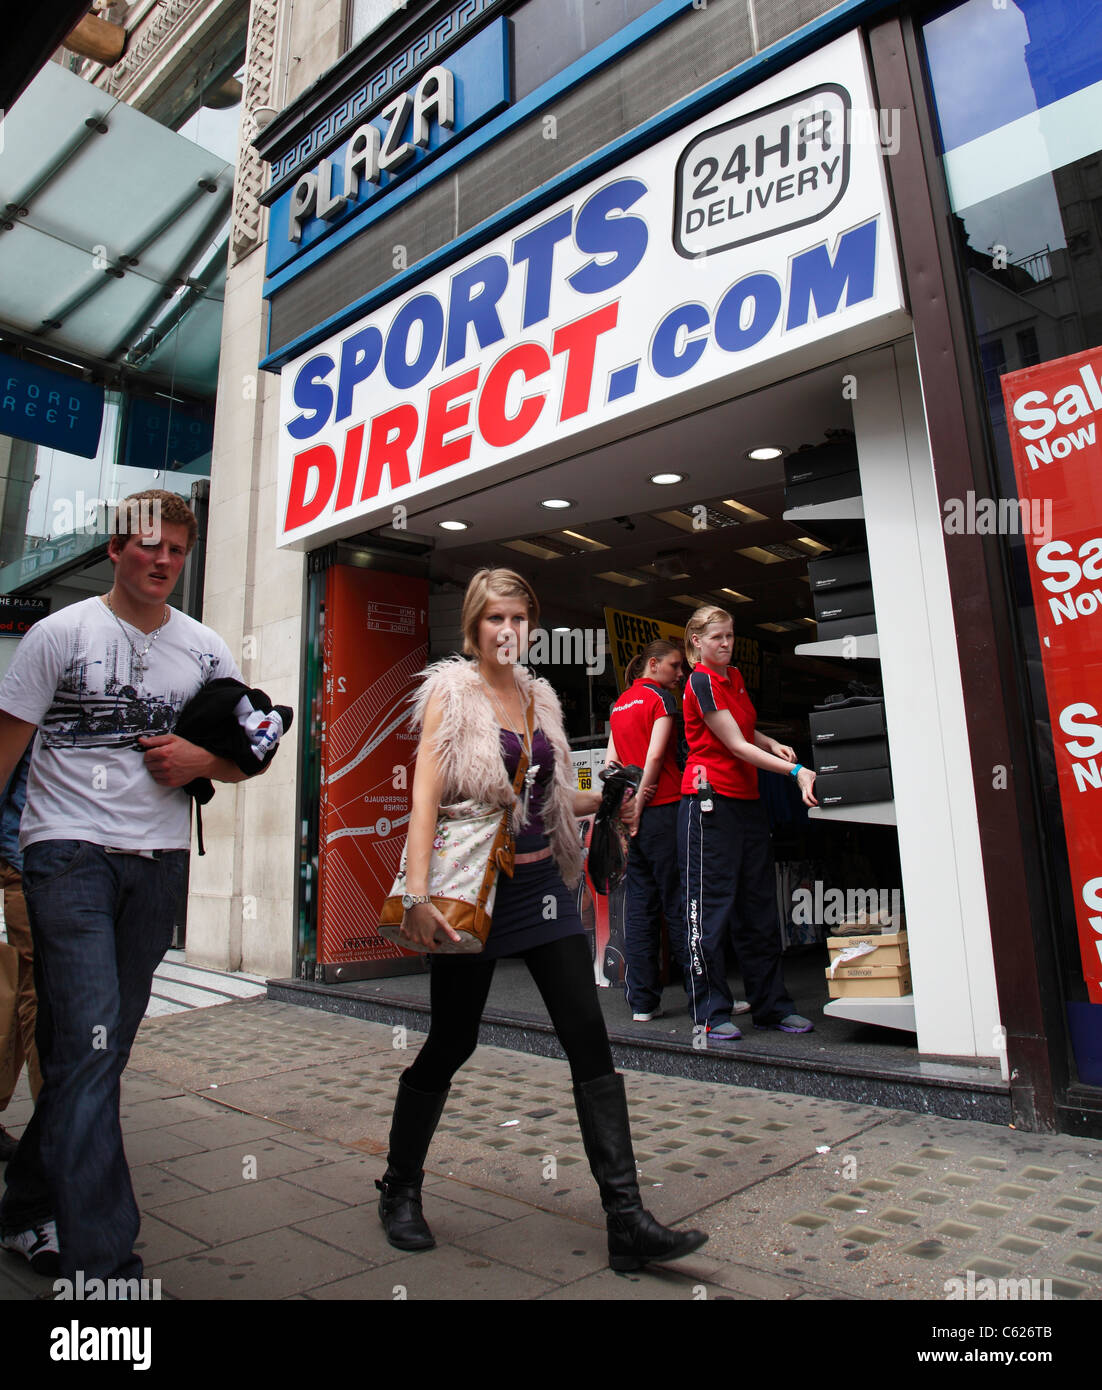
top-left (622, 800), bottom-right (687, 1013)
top-left (678, 793), bottom-right (795, 1029)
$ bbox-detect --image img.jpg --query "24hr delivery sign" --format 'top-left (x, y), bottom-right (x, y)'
top-left (1002, 346), bottom-right (1102, 1003)
top-left (275, 32), bottom-right (904, 548)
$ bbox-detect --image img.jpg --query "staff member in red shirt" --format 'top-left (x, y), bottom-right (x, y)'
top-left (679, 606), bottom-right (817, 1040)
top-left (606, 641), bottom-right (693, 1022)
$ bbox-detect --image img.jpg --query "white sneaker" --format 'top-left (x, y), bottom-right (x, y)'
top-left (632, 1009), bottom-right (663, 1022)
top-left (732, 1000), bottom-right (751, 1015)
top-left (0, 1219), bottom-right (60, 1275)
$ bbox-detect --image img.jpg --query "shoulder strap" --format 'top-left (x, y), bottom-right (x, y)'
top-left (510, 691), bottom-right (535, 794)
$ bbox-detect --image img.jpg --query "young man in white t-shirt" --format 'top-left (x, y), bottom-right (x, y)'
top-left (0, 490), bottom-right (251, 1288)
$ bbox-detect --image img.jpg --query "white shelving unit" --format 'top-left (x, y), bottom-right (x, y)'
top-left (787, 487), bottom-right (908, 1025)
top-left (809, 801), bottom-right (896, 825)
top-left (795, 635), bottom-right (879, 660)
top-left (823, 994), bottom-right (916, 1032)
top-left (783, 496), bottom-right (864, 524)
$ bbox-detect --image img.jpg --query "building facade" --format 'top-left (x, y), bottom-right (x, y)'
top-left (3, 0), bottom-right (1100, 1135)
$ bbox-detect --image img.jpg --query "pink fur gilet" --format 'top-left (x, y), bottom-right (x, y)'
top-left (409, 656), bottom-right (583, 888)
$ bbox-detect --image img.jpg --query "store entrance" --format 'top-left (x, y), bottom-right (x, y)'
top-left (406, 360), bottom-right (907, 1054)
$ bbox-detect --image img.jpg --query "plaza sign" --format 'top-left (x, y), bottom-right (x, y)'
top-left (274, 31), bottom-right (905, 549)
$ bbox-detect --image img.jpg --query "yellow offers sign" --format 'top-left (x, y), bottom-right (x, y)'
top-left (603, 607), bottom-right (687, 692)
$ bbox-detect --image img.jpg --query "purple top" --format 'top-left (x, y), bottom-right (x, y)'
top-left (499, 727), bottom-right (555, 847)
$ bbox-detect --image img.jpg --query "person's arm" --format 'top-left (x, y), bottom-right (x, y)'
top-left (138, 736), bottom-right (267, 786)
top-left (397, 693), bottom-right (462, 950)
top-left (701, 708), bottom-right (817, 807)
top-left (604, 732), bottom-right (619, 768)
top-left (0, 711), bottom-right (36, 803)
top-left (623, 715), bottom-right (674, 837)
top-left (754, 729), bottom-right (796, 763)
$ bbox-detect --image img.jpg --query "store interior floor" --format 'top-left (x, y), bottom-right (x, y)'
top-left (320, 948), bottom-right (1001, 1087)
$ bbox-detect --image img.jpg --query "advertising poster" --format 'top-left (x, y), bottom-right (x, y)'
top-left (1002, 346), bottom-right (1102, 1003)
top-left (603, 606), bottom-right (688, 692)
top-left (317, 565), bottom-right (428, 966)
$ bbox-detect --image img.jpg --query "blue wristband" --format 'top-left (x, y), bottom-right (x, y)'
top-left (790, 763), bottom-right (803, 779)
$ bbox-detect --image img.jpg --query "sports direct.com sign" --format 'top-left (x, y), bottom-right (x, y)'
top-left (275, 32), bottom-right (905, 549)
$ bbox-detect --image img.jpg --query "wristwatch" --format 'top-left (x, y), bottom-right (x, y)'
top-left (402, 893), bottom-right (432, 910)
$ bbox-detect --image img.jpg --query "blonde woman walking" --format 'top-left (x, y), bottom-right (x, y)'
top-left (377, 568), bottom-right (708, 1272)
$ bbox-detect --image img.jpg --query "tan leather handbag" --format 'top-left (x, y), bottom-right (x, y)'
top-left (378, 701), bottom-right (533, 954)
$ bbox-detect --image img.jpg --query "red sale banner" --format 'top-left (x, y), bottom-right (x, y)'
top-left (1002, 346), bottom-right (1102, 1004)
top-left (318, 565), bottom-right (428, 966)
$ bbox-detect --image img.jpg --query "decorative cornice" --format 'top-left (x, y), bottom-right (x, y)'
top-left (231, 0), bottom-right (278, 263)
top-left (102, 0), bottom-right (206, 95)
top-left (265, 0), bottom-right (496, 190)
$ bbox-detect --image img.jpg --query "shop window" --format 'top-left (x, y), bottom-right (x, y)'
top-left (922, 0), bottom-right (1102, 1088)
top-left (510, 0), bottom-right (662, 99)
top-left (348, 0), bottom-right (405, 49)
top-left (1016, 326), bottom-right (1040, 369)
top-left (0, 394), bottom-right (211, 596)
top-left (979, 337), bottom-right (1006, 399)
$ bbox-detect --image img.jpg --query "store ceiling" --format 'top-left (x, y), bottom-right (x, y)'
top-left (399, 362), bottom-right (861, 641)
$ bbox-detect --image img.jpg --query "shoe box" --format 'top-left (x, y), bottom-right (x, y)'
top-left (813, 612), bottom-right (877, 640)
top-left (827, 930), bottom-right (908, 965)
top-left (812, 584), bottom-right (875, 623)
top-left (826, 929), bottom-right (910, 997)
top-left (807, 551), bottom-right (872, 592)
top-left (812, 737), bottom-right (889, 775)
top-left (784, 470), bottom-right (862, 510)
top-left (827, 967), bottom-right (912, 998)
top-left (784, 441), bottom-right (858, 488)
top-left (810, 702), bottom-right (887, 743)
top-left (814, 767), bottom-right (893, 806)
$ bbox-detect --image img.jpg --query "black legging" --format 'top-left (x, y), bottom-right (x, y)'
top-left (404, 933), bottom-right (614, 1091)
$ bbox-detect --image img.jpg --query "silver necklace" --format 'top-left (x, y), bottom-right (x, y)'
top-left (478, 665), bottom-right (540, 820)
top-left (103, 594), bottom-right (169, 685)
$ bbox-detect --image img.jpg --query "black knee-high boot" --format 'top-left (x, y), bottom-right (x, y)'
top-left (376, 1069), bottom-right (450, 1251)
top-left (573, 1072), bottom-right (709, 1271)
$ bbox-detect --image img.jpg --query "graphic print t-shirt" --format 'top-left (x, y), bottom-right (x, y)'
top-left (0, 597), bottom-right (241, 851)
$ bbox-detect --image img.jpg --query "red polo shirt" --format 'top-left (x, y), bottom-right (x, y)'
top-left (681, 665), bottom-right (759, 800)
top-left (609, 679), bottom-right (682, 806)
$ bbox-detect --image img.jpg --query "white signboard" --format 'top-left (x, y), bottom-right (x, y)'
top-left (275, 31), bottom-right (904, 549)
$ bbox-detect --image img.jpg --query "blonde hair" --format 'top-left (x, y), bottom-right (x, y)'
top-left (461, 567), bottom-right (540, 656)
top-left (683, 605), bottom-right (733, 667)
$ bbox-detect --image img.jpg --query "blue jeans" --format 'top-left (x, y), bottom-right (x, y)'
top-left (0, 841), bottom-right (187, 1281)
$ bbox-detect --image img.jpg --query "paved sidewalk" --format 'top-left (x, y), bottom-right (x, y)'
top-left (2, 997), bottom-right (1101, 1301)
top-left (146, 949), bottom-right (268, 1017)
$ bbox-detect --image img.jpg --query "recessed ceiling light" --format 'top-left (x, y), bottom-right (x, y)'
top-left (719, 588), bottom-right (752, 603)
top-left (558, 528), bottom-right (609, 551)
top-left (595, 570), bottom-right (647, 587)
top-left (438, 519), bottom-right (470, 531)
top-left (747, 446), bottom-right (784, 461)
top-left (649, 472), bottom-right (685, 485)
top-left (540, 497), bottom-right (574, 510)
top-left (723, 498), bottom-right (769, 523)
top-left (737, 546), bottom-right (786, 565)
